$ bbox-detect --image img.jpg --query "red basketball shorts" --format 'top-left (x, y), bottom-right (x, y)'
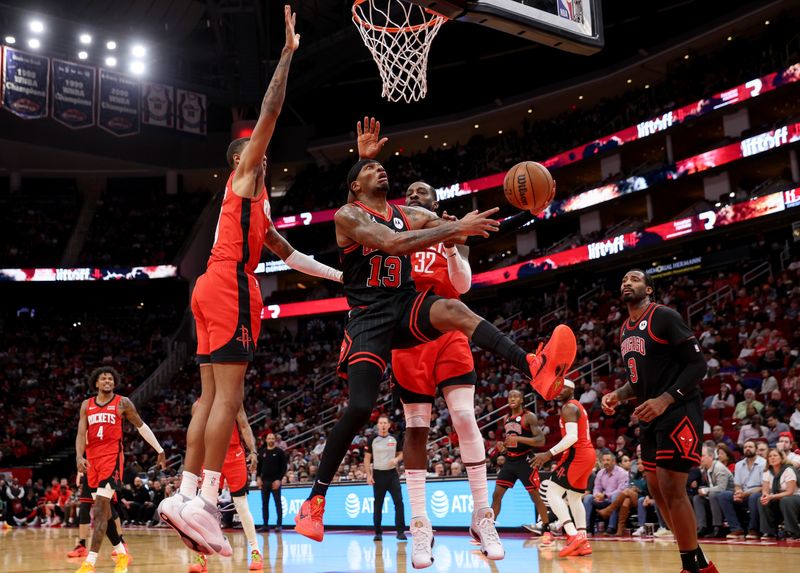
top-left (550, 447), bottom-right (596, 493)
top-left (221, 444), bottom-right (249, 496)
top-left (391, 330), bottom-right (476, 404)
top-left (87, 450), bottom-right (124, 491)
top-left (192, 262), bottom-right (262, 364)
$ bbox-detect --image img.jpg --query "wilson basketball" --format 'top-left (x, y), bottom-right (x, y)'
top-left (503, 161), bottom-right (555, 215)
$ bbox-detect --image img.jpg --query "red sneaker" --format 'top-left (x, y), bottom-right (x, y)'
top-left (576, 540), bottom-right (592, 556)
top-left (294, 495), bottom-right (326, 542)
top-left (67, 544), bottom-right (88, 558)
top-left (700, 563), bottom-right (719, 573)
top-left (559, 533), bottom-right (588, 557)
top-left (527, 324), bottom-right (577, 400)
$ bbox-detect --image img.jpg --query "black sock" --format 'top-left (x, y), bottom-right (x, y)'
top-left (694, 547), bottom-right (709, 568)
top-left (119, 534), bottom-right (126, 544)
top-left (309, 480), bottom-right (330, 499)
top-left (542, 522), bottom-right (550, 532)
top-left (471, 320), bottom-right (530, 376)
top-left (78, 538), bottom-right (86, 547)
top-left (680, 549), bottom-right (699, 573)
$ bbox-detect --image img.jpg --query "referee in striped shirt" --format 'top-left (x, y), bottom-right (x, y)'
top-left (365, 415), bottom-right (407, 541)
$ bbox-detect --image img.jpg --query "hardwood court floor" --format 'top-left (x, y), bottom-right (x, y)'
top-left (1, 527), bottom-right (798, 573)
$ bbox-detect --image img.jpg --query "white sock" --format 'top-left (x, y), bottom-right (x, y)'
top-left (405, 469), bottom-right (428, 518)
top-left (233, 495), bottom-right (258, 549)
top-left (114, 542), bottom-right (127, 555)
top-left (546, 481), bottom-right (577, 536)
top-left (465, 463), bottom-right (490, 511)
top-left (200, 470), bottom-right (221, 504)
top-left (566, 490), bottom-right (587, 531)
top-left (86, 551), bottom-right (98, 565)
top-left (180, 471), bottom-right (200, 499)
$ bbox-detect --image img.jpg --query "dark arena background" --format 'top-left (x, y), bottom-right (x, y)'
top-left (1, 0), bottom-right (800, 572)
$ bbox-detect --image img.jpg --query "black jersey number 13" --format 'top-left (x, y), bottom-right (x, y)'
top-left (367, 255), bottom-right (402, 288)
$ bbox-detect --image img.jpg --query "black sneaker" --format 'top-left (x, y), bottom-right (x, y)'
top-left (396, 532), bottom-right (408, 541)
top-left (275, 526), bottom-right (282, 532)
top-left (373, 532), bottom-right (383, 541)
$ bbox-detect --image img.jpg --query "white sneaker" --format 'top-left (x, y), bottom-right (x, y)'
top-left (470, 508), bottom-right (505, 561)
top-left (410, 516), bottom-right (434, 569)
top-left (632, 526), bottom-right (645, 537)
top-left (522, 521), bottom-right (543, 536)
top-left (158, 493), bottom-right (211, 554)
top-left (654, 527), bottom-right (673, 538)
top-left (180, 495), bottom-right (232, 557)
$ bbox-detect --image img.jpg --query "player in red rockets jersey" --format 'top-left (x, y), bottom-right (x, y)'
top-left (159, 6), bottom-right (342, 558)
top-left (74, 367), bottom-right (166, 573)
top-left (531, 379), bottom-right (595, 558)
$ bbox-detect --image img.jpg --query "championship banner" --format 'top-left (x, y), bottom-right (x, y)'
top-left (98, 69), bottom-right (140, 137)
top-left (0, 265), bottom-right (177, 282)
top-left (1, 46), bottom-right (49, 119)
top-left (141, 81), bottom-right (174, 127)
top-left (176, 88), bottom-right (206, 135)
top-left (51, 59), bottom-right (95, 129)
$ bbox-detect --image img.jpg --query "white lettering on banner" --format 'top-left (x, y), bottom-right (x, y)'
top-left (587, 235), bottom-right (625, 260)
top-left (699, 211), bottom-right (716, 230)
top-left (647, 257), bottom-right (703, 276)
top-left (435, 184), bottom-right (471, 202)
top-left (746, 78), bottom-right (763, 98)
top-left (345, 493), bottom-right (360, 518)
top-left (56, 268), bottom-right (91, 281)
top-left (267, 305), bottom-right (280, 319)
top-left (281, 496), bottom-right (288, 517)
top-left (255, 256), bottom-right (315, 274)
top-left (430, 490), bottom-right (449, 518)
top-left (288, 498), bottom-right (303, 516)
top-left (300, 212), bottom-right (313, 225)
top-left (636, 111), bottom-right (674, 138)
top-left (740, 126), bottom-right (788, 157)
top-left (785, 188), bottom-right (800, 207)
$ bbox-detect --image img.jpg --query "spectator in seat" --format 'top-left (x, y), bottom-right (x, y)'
top-left (790, 400), bottom-right (800, 433)
top-left (759, 448), bottom-right (800, 539)
top-left (694, 444), bottom-right (734, 538)
top-left (582, 452), bottom-right (628, 535)
top-left (756, 441), bottom-right (770, 461)
top-left (711, 425), bottom-right (736, 451)
top-left (776, 432), bottom-right (800, 468)
top-left (716, 444), bottom-right (736, 472)
top-left (764, 389), bottom-right (790, 420)
top-left (734, 389), bottom-right (764, 420)
top-left (709, 384), bottom-right (735, 410)
top-left (710, 439), bottom-right (765, 539)
top-left (578, 381), bottom-right (598, 409)
top-left (765, 415), bottom-right (791, 447)
top-left (760, 370), bottom-right (779, 397)
top-left (737, 414), bottom-right (769, 448)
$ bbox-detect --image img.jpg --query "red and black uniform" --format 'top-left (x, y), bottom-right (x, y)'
top-left (496, 410), bottom-right (540, 492)
top-left (391, 242), bottom-right (476, 403)
top-left (85, 395), bottom-right (124, 491)
top-left (337, 202), bottom-right (444, 378)
top-left (192, 172), bottom-right (269, 363)
top-left (620, 303), bottom-right (705, 473)
top-left (550, 399), bottom-right (595, 492)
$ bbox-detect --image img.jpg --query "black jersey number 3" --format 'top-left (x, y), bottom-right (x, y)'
top-left (627, 357), bottom-right (639, 384)
top-left (367, 255), bottom-right (402, 288)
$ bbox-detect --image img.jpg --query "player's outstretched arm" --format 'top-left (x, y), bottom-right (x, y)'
top-left (234, 5), bottom-right (299, 190)
top-left (264, 224), bottom-right (343, 282)
top-left (601, 382), bottom-right (635, 415)
top-left (514, 412), bottom-right (545, 448)
top-left (438, 210), bottom-right (472, 294)
top-left (236, 405), bottom-right (259, 472)
top-left (75, 400), bottom-right (89, 473)
top-left (532, 403), bottom-right (579, 468)
top-left (357, 116), bottom-right (388, 160)
top-left (120, 397), bottom-right (166, 468)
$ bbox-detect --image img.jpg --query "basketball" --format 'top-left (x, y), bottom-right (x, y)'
top-left (503, 161), bottom-right (555, 215)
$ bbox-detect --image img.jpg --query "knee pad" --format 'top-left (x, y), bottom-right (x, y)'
top-left (403, 403), bottom-right (432, 428)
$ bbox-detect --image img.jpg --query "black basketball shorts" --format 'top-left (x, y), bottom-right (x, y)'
top-left (640, 397), bottom-right (703, 473)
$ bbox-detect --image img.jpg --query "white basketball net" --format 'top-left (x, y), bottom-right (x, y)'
top-left (352, 0), bottom-right (446, 103)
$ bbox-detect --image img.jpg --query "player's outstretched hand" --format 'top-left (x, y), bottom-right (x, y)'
top-left (76, 456), bottom-right (88, 473)
top-left (601, 391), bottom-right (619, 415)
top-left (456, 208), bottom-right (500, 238)
top-left (357, 116), bottom-right (388, 160)
top-left (157, 451), bottom-right (167, 470)
top-left (633, 395), bottom-right (671, 423)
top-left (530, 451), bottom-right (552, 469)
top-left (284, 5), bottom-right (300, 52)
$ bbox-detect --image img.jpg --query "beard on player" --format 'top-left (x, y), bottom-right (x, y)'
top-left (405, 181), bottom-right (438, 212)
top-left (620, 269), bottom-right (652, 305)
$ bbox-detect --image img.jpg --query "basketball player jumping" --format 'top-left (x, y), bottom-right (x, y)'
top-left (602, 270), bottom-right (717, 573)
top-left (188, 404), bottom-right (263, 572)
top-left (293, 150), bottom-right (577, 543)
top-left (492, 389), bottom-right (550, 543)
top-left (74, 367), bottom-right (167, 573)
top-left (159, 6), bottom-right (343, 557)
top-left (531, 379), bottom-right (595, 558)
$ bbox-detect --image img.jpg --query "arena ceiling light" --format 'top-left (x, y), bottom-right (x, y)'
top-left (27, 38), bottom-right (40, 49)
top-left (106, 40), bottom-right (117, 50)
top-left (105, 56), bottom-right (117, 67)
top-left (129, 60), bottom-right (145, 75)
top-left (79, 33), bottom-right (92, 45)
top-left (78, 50), bottom-right (88, 60)
top-left (131, 44), bottom-right (146, 58)
top-left (29, 20), bottom-right (44, 34)
top-left (4, 36), bottom-right (15, 45)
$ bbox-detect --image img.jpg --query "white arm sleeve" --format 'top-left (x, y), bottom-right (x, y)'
top-left (549, 422), bottom-right (578, 456)
top-left (285, 250), bottom-right (343, 283)
top-left (137, 423), bottom-right (164, 454)
top-left (445, 246), bottom-right (472, 294)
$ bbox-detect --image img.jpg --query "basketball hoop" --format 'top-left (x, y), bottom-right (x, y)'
top-left (352, 0), bottom-right (447, 103)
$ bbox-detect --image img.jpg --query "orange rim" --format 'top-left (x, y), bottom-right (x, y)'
top-left (352, 0), bottom-right (447, 33)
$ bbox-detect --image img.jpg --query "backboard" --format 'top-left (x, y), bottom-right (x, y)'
top-left (408, 0), bottom-right (604, 55)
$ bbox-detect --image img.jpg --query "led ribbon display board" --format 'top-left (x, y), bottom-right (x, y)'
top-left (0, 265), bottom-right (178, 282)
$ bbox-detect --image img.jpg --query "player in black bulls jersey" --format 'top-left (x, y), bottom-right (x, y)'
top-left (491, 390), bottom-right (550, 539)
top-left (294, 158), bottom-right (578, 543)
top-left (602, 270), bottom-right (717, 573)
